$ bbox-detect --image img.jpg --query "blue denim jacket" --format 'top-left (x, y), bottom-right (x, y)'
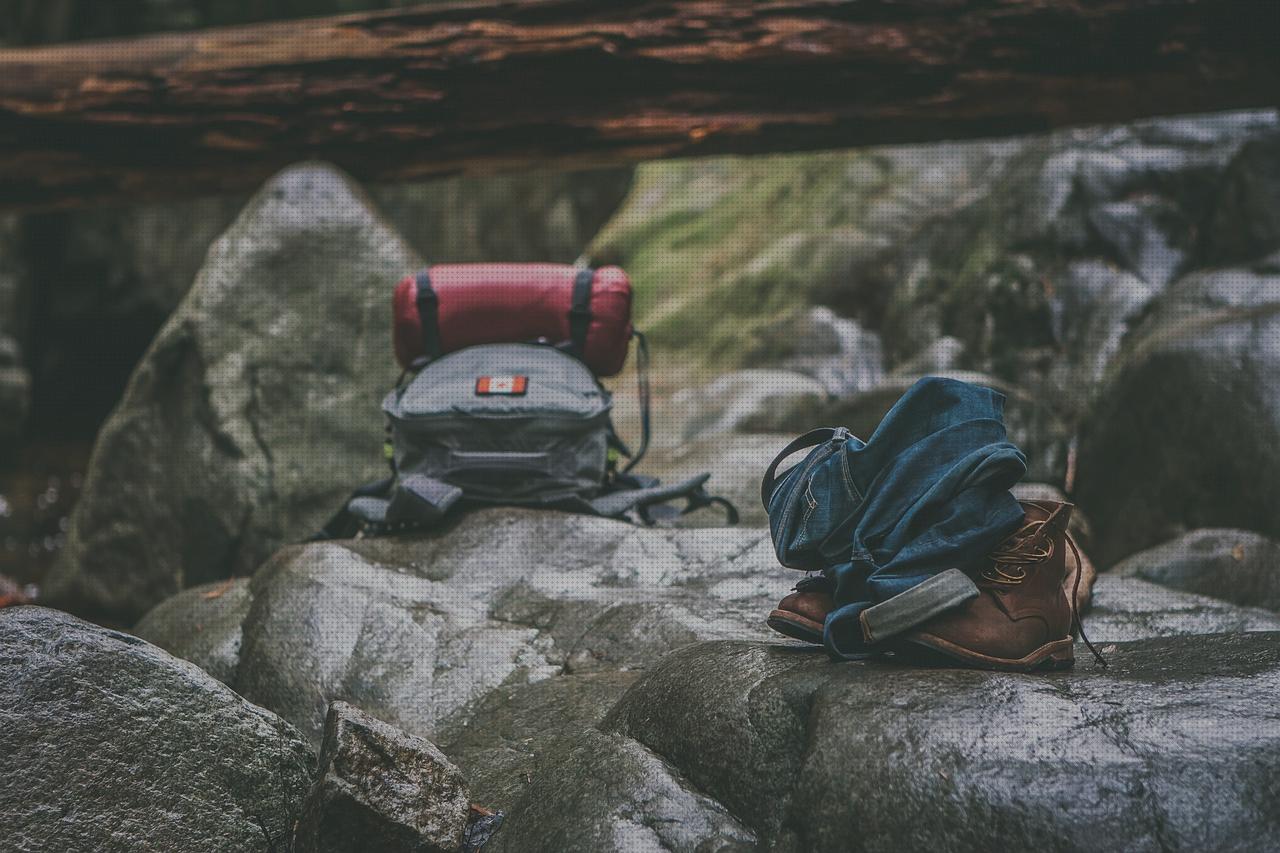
top-left (767, 377), bottom-right (1027, 660)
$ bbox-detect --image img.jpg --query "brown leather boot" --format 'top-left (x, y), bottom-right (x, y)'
top-left (767, 575), bottom-right (833, 644)
top-left (897, 500), bottom-right (1084, 672)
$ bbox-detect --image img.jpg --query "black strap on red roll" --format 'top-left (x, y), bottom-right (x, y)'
top-left (568, 268), bottom-right (594, 358)
top-left (415, 269), bottom-right (441, 360)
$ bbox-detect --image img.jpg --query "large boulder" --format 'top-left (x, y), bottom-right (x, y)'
top-left (227, 511), bottom-right (787, 745)
top-left (484, 727), bottom-right (756, 853)
top-left (1206, 131), bottom-right (1280, 264)
top-left (0, 606), bottom-right (313, 853)
top-left (746, 307), bottom-right (885, 397)
top-left (45, 163), bottom-right (417, 623)
top-left (1075, 263), bottom-right (1280, 565)
top-left (601, 634), bottom-right (1280, 851)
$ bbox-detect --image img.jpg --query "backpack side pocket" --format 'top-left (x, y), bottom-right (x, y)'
top-left (763, 428), bottom-right (859, 570)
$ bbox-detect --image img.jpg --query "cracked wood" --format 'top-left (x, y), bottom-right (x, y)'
top-left (0, 0), bottom-right (1277, 209)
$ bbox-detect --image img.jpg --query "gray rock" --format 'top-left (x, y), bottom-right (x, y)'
top-left (487, 728), bottom-right (756, 853)
top-left (441, 671), bottom-right (754, 853)
top-left (603, 634), bottom-right (1280, 851)
top-left (673, 370), bottom-right (827, 442)
top-left (1207, 132), bottom-right (1280, 264)
top-left (437, 670), bottom-right (642, 807)
top-left (751, 307), bottom-right (885, 397)
top-left (133, 577), bottom-right (252, 685)
top-left (1047, 260), bottom-right (1158, 392)
top-left (1075, 265), bottom-right (1280, 564)
top-left (1087, 198), bottom-right (1187, 288)
top-left (295, 701), bottom-right (471, 853)
top-left (231, 512), bottom-right (788, 744)
top-left (1110, 529), bottom-right (1280, 612)
top-left (1086, 576), bottom-right (1280, 642)
top-left (1009, 482), bottom-right (1068, 504)
top-left (0, 606), bottom-right (313, 853)
top-left (45, 162), bottom-right (417, 624)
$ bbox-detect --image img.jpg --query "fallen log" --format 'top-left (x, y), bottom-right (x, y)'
top-left (0, 0), bottom-right (1276, 209)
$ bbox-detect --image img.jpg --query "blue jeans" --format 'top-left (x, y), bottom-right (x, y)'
top-left (821, 377), bottom-right (1027, 659)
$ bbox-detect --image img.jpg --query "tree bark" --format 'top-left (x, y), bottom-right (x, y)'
top-left (0, 0), bottom-right (1276, 209)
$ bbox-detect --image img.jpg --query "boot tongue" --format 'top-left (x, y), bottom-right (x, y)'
top-left (1017, 500), bottom-right (1073, 533)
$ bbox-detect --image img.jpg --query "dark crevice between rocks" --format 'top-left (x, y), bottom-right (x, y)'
top-left (251, 813), bottom-right (279, 853)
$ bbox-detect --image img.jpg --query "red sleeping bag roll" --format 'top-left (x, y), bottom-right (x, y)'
top-left (393, 264), bottom-right (633, 377)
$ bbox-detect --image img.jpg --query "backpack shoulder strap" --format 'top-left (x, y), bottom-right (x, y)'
top-left (309, 473), bottom-right (465, 540)
top-left (589, 473), bottom-right (739, 526)
top-left (310, 475), bottom-right (395, 540)
top-left (760, 427), bottom-right (845, 508)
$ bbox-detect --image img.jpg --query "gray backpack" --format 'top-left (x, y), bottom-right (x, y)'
top-left (316, 341), bottom-right (737, 537)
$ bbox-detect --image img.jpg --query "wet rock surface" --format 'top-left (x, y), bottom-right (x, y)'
top-left (1086, 576), bottom-right (1280, 642)
top-left (228, 512), bottom-right (786, 745)
top-left (125, 509), bottom-right (1280, 852)
top-left (296, 701), bottom-right (471, 853)
top-left (604, 634), bottom-right (1280, 852)
top-left (0, 606), bottom-right (313, 853)
top-left (749, 307), bottom-right (885, 397)
top-left (672, 370), bottom-right (827, 443)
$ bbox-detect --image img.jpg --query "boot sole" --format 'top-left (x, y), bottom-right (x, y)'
top-left (897, 633), bottom-right (1075, 672)
top-left (767, 610), bottom-right (824, 645)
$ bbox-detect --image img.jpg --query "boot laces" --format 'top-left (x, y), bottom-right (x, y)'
top-left (981, 520), bottom-right (1053, 586)
top-left (979, 518), bottom-right (1108, 668)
